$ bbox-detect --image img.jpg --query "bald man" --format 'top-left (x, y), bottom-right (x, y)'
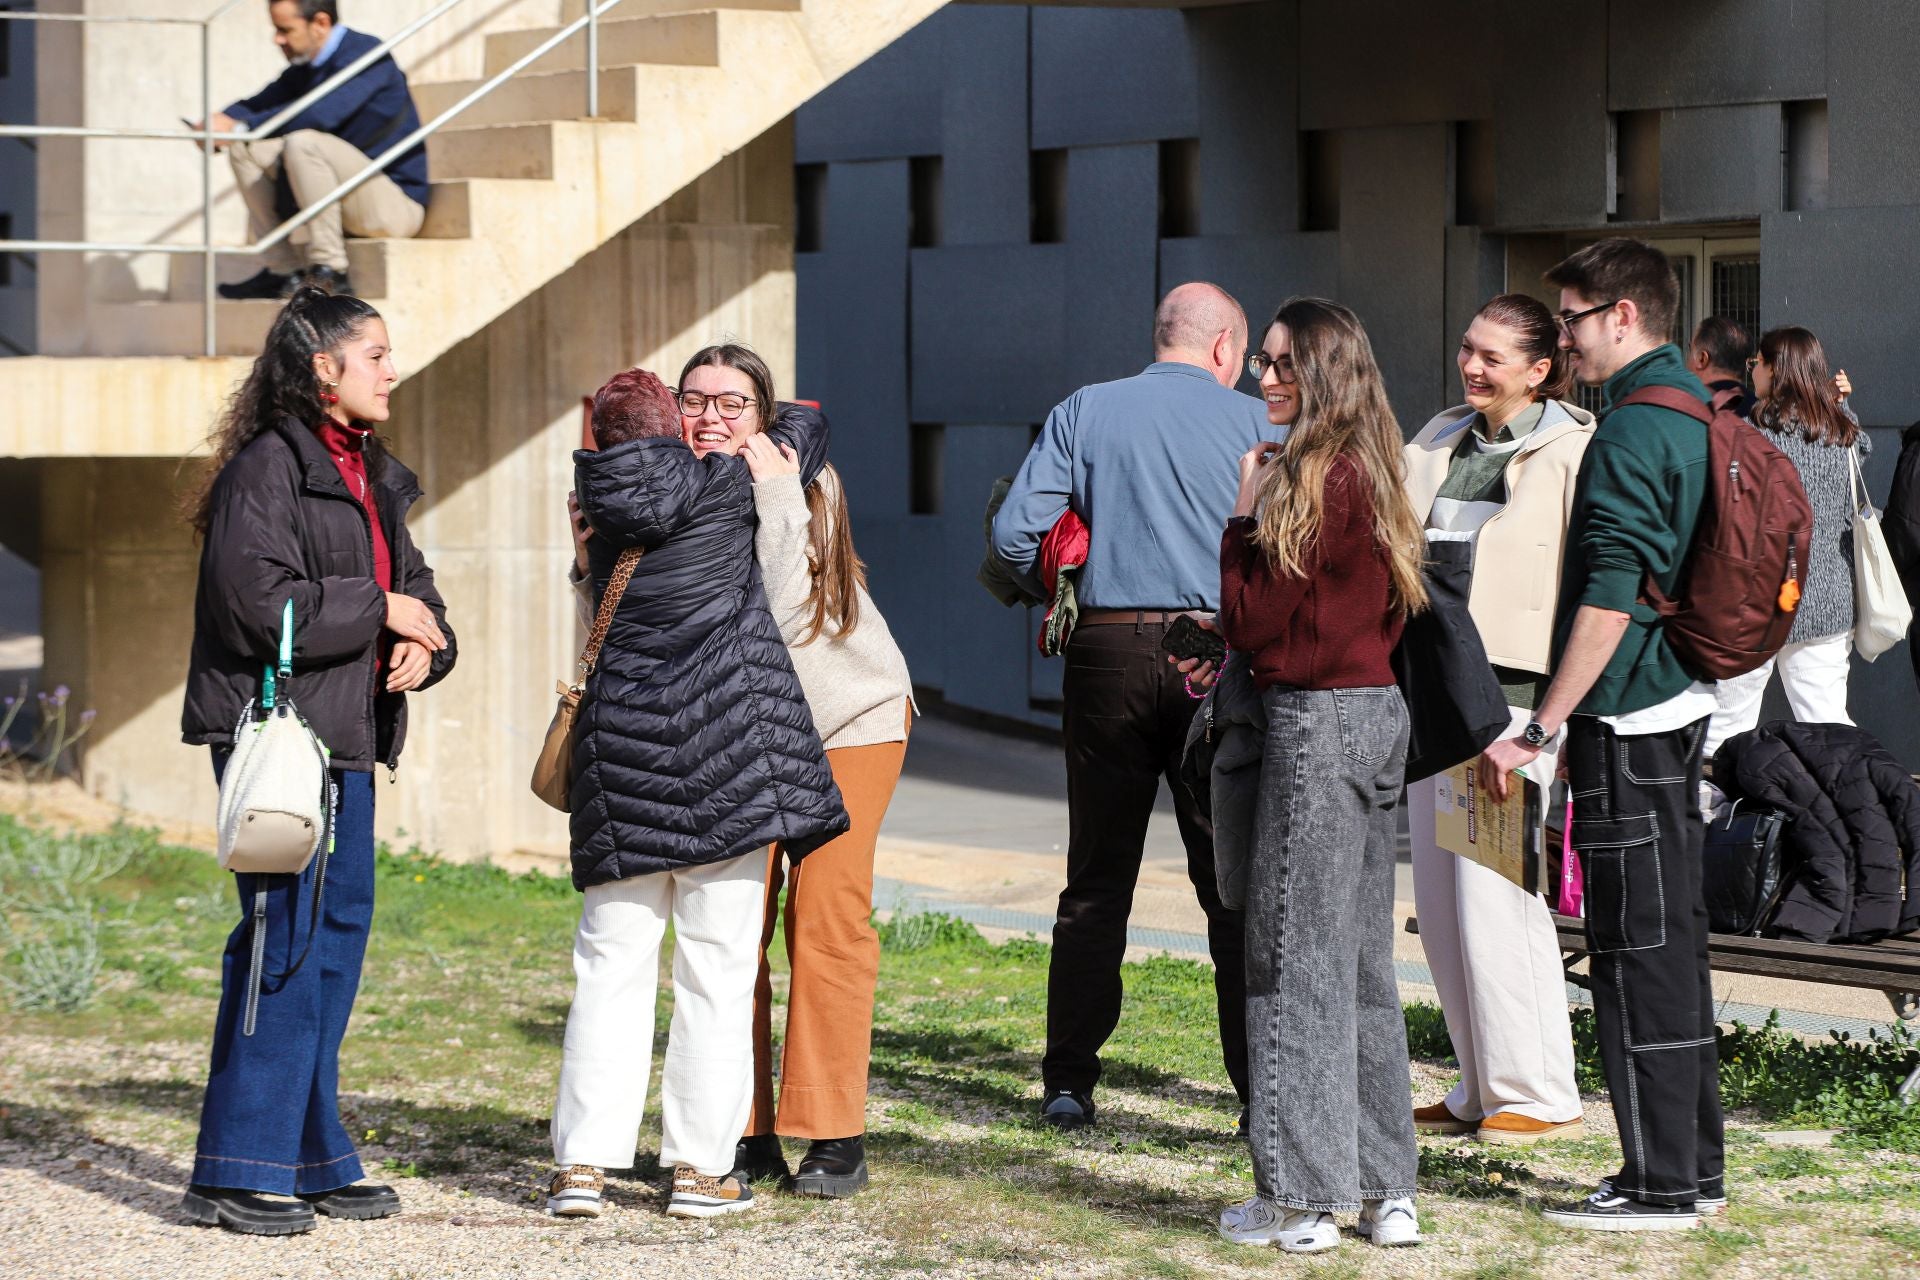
top-left (992, 282), bottom-right (1282, 1130)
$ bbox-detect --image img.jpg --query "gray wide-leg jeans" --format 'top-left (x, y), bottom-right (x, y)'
top-left (1245, 685), bottom-right (1417, 1212)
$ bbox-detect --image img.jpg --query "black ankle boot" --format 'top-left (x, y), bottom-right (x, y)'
top-left (731, 1133), bottom-right (790, 1187)
top-left (792, 1135), bottom-right (868, 1198)
top-left (298, 1182), bottom-right (402, 1219)
top-left (181, 1185), bottom-right (317, 1236)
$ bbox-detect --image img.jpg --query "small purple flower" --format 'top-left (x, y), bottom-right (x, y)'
top-left (3, 697), bottom-right (15, 709)
top-left (52, 685), bottom-right (69, 706)
top-left (79, 710), bottom-right (97, 724)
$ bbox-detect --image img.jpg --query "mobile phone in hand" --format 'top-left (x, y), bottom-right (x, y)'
top-left (1160, 615), bottom-right (1226, 666)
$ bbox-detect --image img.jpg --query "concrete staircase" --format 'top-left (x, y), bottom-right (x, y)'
top-left (6, 0), bottom-right (942, 454)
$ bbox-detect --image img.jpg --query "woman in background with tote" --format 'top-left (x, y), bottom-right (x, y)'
top-left (179, 288), bottom-right (457, 1236)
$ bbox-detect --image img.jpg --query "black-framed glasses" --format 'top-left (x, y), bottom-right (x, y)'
top-left (674, 390), bottom-right (757, 420)
top-left (1247, 352), bottom-right (1297, 383)
top-left (1555, 299), bottom-right (1621, 338)
top-left (1745, 354), bottom-right (1763, 373)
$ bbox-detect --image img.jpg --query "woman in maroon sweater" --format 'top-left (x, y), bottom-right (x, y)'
top-left (1214, 298), bottom-right (1430, 1255)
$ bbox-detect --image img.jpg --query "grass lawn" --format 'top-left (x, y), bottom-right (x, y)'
top-left (4, 814), bottom-right (1920, 1279)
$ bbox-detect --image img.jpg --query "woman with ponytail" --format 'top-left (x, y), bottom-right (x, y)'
top-left (1401, 294), bottom-right (1596, 1148)
top-left (1214, 298), bottom-right (1428, 1254)
top-left (179, 288), bottom-right (456, 1235)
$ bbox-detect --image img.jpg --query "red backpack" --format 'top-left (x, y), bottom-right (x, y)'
top-left (1614, 386), bottom-right (1813, 681)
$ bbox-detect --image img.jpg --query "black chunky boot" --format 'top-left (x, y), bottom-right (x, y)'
top-left (792, 1135), bottom-right (868, 1198)
top-left (730, 1133), bottom-right (791, 1187)
top-left (181, 1185), bottom-right (317, 1236)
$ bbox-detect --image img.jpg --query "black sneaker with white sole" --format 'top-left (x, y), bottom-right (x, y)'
top-left (1599, 1177), bottom-right (1726, 1216)
top-left (1543, 1188), bottom-right (1701, 1232)
top-left (1039, 1088), bottom-right (1095, 1130)
top-left (181, 1185), bottom-right (317, 1236)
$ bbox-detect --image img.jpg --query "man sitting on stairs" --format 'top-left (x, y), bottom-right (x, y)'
top-left (201, 1), bottom-right (429, 300)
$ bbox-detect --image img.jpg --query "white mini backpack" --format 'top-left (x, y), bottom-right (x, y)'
top-left (214, 600), bottom-right (336, 1034)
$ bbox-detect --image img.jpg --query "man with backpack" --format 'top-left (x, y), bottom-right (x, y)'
top-left (1484, 238), bottom-right (1746, 1233)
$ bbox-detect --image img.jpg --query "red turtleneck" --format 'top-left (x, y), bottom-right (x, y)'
top-left (312, 418), bottom-right (392, 592)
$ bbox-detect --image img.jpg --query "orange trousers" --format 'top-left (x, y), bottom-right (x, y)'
top-left (748, 719), bottom-right (909, 1139)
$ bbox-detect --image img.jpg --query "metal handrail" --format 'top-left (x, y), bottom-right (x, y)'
top-left (0, 0), bottom-right (616, 357)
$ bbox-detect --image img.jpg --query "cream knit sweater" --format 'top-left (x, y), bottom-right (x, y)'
top-left (568, 468), bottom-right (912, 751)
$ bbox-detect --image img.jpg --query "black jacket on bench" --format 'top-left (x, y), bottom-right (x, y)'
top-left (1715, 720), bottom-right (1920, 943)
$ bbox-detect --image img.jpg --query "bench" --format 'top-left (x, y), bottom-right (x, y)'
top-left (1406, 913), bottom-right (1920, 1021)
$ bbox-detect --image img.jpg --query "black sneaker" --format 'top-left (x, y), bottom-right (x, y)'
top-left (1543, 1188), bottom-right (1701, 1232)
top-left (216, 267), bottom-right (295, 301)
top-left (181, 1185), bottom-right (317, 1236)
top-left (1039, 1088), bottom-right (1095, 1131)
top-left (730, 1133), bottom-right (790, 1187)
top-left (297, 1182), bottom-right (401, 1219)
top-left (300, 265), bottom-right (357, 297)
top-left (792, 1135), bottom-right (868, 1198)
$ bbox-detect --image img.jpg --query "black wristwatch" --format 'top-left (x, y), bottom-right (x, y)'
top-left (1522, 721), bottom-right (1553, 749)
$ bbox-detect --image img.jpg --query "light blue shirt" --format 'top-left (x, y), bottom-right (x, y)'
top-left (991, 362), bottom-right (1284, 611)
top-left (303, 23), bottom-right (349, 68)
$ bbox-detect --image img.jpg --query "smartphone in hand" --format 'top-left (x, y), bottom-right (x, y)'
top-left (1160, 615), bottom-right (1226, 666)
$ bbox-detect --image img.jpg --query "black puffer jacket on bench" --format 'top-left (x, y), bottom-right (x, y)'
top-left (1714, 720), bottom-right (1920, 942)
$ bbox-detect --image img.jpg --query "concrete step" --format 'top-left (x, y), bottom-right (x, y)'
top-left (428, 122), bottom-right (560, 181)
top-left (418, 177), bottom-right (562, 239)
top-left (484, 11), bottom-right (721, 77)
top-left (88, 299), bottom-right (285, 359)
top-left (413, 62), bottom-right (722, 127)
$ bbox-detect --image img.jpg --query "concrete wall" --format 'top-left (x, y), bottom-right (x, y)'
top-left (0, 5), bottom-right (33, 354)
top-left (47, 124), bottom-right (795, 860)
top-left (796, 0), bottom-right (1920, 762)
top-left (32, 0), bottom-right (574, 354)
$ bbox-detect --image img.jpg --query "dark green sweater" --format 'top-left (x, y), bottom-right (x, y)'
top-left (1553, 345), bottom-right (1711, 716)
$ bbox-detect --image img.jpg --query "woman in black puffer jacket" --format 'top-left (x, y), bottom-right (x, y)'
top-left (178, 288), bottom-right (456, 1237)
top-left (545, 367), bottom-right (847, 1223)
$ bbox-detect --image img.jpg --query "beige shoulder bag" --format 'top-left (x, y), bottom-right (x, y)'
top-left (532, 547), bottom-right (643, 812)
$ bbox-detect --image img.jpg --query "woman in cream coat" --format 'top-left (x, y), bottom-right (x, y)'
top-left (1403, 294), bottom-right (1595, 1145)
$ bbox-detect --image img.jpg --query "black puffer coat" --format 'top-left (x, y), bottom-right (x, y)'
top-left (568, 406), bottom-right (850, 888)
top-left (1715, 721), bottom-right (1920, 942)
top-left (181, 416), bottom-right (457, 771)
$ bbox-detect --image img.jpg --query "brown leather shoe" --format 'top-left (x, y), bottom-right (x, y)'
top-left (1477, 1112), bottom-right (1587, 1145)
top-left (1412, 1102), bottom-right (1478, 1135)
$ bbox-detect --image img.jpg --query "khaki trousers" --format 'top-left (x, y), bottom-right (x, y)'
top-left (749, 711), bottom-right (910, 1140)
top-left (228, 129), bottom-right (424, 274)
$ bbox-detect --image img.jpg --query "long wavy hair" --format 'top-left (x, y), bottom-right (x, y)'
top-left (1755, 325), bottom-right (1857, 447)
top-left (1251, 298), bottom-right (1429, 616)
top-left (680, 342), bottom-right (868, 643)
top-left (184, 287), bottom-right (383, 536)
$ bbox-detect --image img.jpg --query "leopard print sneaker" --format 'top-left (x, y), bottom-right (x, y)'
top-left (546, 1164), bottom-right (605, 1218)
top-left (665, 1165), bottom-right (755, 1218)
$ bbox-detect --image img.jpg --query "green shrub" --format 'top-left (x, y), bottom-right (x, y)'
top-left (1404, 1001), bottom-right (1456, 1064)
top-left (879, 910), bottom-right (985, 953)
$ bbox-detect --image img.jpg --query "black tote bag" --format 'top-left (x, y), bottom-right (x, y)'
top-left (1392, 540), bottom-right (1511, 785)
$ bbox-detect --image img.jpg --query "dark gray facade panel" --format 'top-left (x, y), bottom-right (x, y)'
top-left (940, 424), bottom-right (1055, 722)
top-left (1298, 1), bottom-right (1490, 131)
top-left (1190, 1), bottom-right (1298, 237)
top-left (793, 253), bottom-right (831, 405)
top-left (1337, 126), bottom-right (1450, 422)
top-left (794, 17), bottom-right (944, 163)
top-left (1029, 7), bottom-right (1198, 150)
top-left (1763, 207), bottom-right (1920, 423)
top-left (941, 6), bottom-right (1033, 246)
top-left (1064, 144), bottom-right (1161, 394)
top-left (1492, 3), bottom-right (1609, 229)
top-left (909, 244), bottom-right (1067, 424)
top-left (1607, 0), bottom-right (1826, 110)
top-left (812, 162), bottom-right (912, 520)
top-left (1157, 233), bottom-right (1340, 337)
top-left (1827, 0), bottom-right (1920, 208)
top-left (1659, 104), bottom-right (1781, 223)
top-left (1440, 227), bottom-right (1507, 418)
top-left (859, 516), bottom-right (948, 692)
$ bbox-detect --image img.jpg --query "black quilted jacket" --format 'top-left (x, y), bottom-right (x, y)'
top-left (566, 406), bottom-right (850, 888)
top-left (1715, 721), bottom-right (1920, 942)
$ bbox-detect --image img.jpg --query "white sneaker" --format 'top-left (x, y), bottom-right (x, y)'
top-left (1357, 1196), bottom-right (1422, 1247)
top-left (1217, 1197), bottom-right (1341, 1252)
top-left (546, 1164), bottom-right (604, 1218)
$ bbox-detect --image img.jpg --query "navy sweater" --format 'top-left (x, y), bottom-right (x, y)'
top-left (225, 28), bottom-right (429, 207)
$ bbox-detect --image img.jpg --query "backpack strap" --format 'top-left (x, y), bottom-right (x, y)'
top-left (1613, 385), bottom-right (1713, 425)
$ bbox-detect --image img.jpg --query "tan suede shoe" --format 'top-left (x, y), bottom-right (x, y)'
top-left (1412, 1102), bottom-right (1478, 1135)
top-left (1476, 1113), bottom-right (1587, 1145)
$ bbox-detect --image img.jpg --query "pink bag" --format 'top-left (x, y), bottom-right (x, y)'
top-left (1555, 797), bottom-right (1584, 917)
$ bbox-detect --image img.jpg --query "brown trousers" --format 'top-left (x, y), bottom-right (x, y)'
top-left (748, 715), bottom-right (909, 1139)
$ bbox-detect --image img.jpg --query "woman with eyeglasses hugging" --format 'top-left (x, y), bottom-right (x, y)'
top-left (1701, 327), bottom-right (1864, 772)
top-left (567, 343), bottom-right (912, 1200)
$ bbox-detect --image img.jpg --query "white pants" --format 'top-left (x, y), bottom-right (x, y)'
top-left (551, 853), bottom-right (769, 1176)
top-left (1702, 632), bottom-right (1854, 760)
top-left (1408, 706), bottom-right (1581, 1124)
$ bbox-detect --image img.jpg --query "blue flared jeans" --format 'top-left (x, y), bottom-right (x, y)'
top-left (192, 752), bottom-right (376, 1195)
top-left (1244, 685), bottom-right (1418, 1213)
